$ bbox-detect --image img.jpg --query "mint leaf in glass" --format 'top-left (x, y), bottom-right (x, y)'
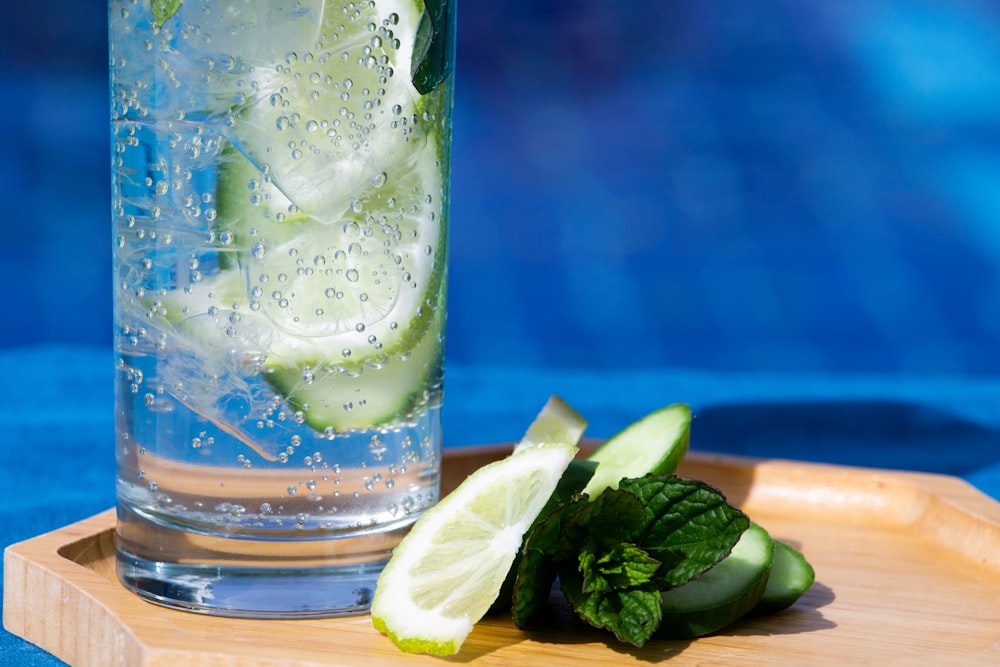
top-left (411, 0), bottom-right (456, 94)
top-left (151, 0), bottom-right (182, 27)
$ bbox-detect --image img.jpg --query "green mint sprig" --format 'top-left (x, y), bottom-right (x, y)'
top-left (512, 474), bottom-right (749, 647)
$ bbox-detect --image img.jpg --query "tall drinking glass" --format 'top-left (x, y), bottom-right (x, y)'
top-left (109, 0), bottom-right (454, 617)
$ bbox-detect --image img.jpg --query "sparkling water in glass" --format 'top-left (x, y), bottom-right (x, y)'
top-left (110, 0), bottom-right (454, 617)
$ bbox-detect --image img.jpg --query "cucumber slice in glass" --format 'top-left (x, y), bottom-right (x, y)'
top-left (656, 522), bottom-right (774, 639)
top-left (152, 0), bottom-right (450, 434)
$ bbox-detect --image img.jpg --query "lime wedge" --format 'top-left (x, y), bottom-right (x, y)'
top-left (370, 399), bottom-right (582, 655)
top-left (516, 395), bottom-right (588, 451)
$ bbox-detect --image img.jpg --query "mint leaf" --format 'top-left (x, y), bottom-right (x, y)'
top-left (553, 459), bottom-right (598, 503)
top-left (151, 0), bottom-right (182, 28)
top-left (560, 564), bottom-right (663, 647)
top-left (511, 500), bottom-right (580, 626)
top-left (411, 0), bottom-right (456, 94)
top-left (620, 475), bottom-right (749, 588)
top-left (506, 460), bottom-right (596, 621)
top-left (581, 542), bottom-right (660, 593)
top-left (514, 473), bottom-right (748, 646)
top-left (515, 490), bottom-right (656, 626)
top-left (561, 487), bottom-right (646, 551)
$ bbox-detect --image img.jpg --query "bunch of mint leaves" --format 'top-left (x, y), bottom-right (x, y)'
top-left (509, 473), bottom-right (749, 647)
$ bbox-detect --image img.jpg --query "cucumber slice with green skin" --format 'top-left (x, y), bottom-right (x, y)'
top-left (266, 295), bottom-right (445, 432)
top-left (152, 238), bottom-right (445, 434)
top-left (656, 522), bottom-right (774, 639)
top-left (152, 0), bottom-right (452, 434)
top-left (752, 538), bottom-right (815, 615)
top-left (581, 403), bottom-right (691, 498)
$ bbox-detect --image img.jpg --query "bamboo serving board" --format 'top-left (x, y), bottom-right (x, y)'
top-left (6, 446), bottom-right (1000, 666)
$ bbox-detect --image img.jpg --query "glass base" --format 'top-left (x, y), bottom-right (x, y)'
top-left (116, 546), bottom-right (384, 618)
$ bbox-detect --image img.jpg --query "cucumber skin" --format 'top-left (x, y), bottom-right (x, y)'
top-left (751, 538), bottom-right (815, 615)
top-left (656, 523), bottom-right (774, 640)
top-left (265, 295), bottom-right (445, 432)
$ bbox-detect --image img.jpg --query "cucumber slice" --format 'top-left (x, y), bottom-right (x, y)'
top-left (656, 522), bottom-right (774, 639)
top-left (266, 299), bottom-right (444, 432)
top-left (154, 253), bottom-right (444, 433)
top-left (752, 538), bottom-right (815, 615)
top-left (581, 403), bottom-right (690, 498)
top-left (151, 0), bottom-right (451, 433)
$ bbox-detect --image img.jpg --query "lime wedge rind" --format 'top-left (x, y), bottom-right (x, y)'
top-left (371, 397), bottom-right (584, 655)
top-left (371, 441), bottom-right (578, 655)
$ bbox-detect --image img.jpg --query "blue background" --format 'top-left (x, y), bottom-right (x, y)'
top-left (3, 1), bottom-right (1000, 664)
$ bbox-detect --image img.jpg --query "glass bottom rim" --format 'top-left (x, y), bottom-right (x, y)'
top-left (116, 545), bottom-right (384, 618)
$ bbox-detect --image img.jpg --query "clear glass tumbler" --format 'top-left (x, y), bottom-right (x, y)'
top-left (109, 0), bottom-right (454, 617)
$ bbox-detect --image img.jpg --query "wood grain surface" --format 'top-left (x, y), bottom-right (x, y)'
top-left (5, 446), bottom-right (1000, 666)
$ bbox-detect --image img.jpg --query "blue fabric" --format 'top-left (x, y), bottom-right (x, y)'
top-left (4, 0), bottom-right (1000, 663)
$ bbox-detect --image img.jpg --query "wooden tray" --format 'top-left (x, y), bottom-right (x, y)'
top-left (6, 445), bottom-right (1000, 666)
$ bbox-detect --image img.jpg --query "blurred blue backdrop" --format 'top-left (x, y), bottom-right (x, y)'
top-left (1, 1), bottom-right (999, 376)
